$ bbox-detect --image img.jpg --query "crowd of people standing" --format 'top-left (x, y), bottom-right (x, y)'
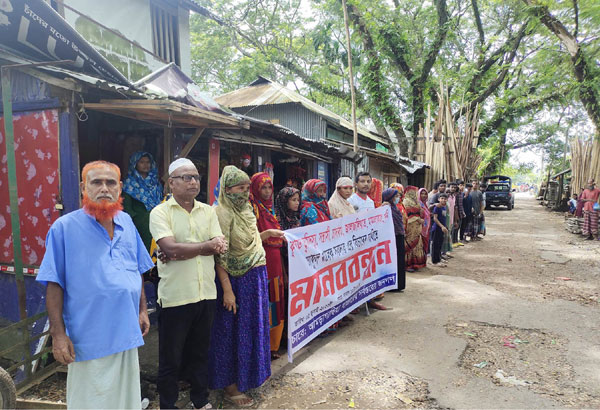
top-left (37, 151), bottom-right (494, 409)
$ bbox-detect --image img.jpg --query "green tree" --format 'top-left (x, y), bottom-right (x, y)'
top-left (189, 0), bottom-right (599, 162)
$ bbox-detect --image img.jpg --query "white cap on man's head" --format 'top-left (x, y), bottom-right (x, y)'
top-left (168, 158), bottom-right (196, 176)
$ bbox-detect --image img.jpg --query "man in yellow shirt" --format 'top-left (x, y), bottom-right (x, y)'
top-left (150, 158), bottom-right (227, 410)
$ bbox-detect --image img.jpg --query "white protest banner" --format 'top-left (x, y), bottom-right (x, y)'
top-left (284, 206), bottom-right (397, 362)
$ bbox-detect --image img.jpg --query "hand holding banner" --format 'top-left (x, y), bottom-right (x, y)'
top-left (285, 206), bottom-right (397, 361)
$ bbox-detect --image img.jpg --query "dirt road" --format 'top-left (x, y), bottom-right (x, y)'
top-left (254, 194), bottom-right (600, 409)
top-left (20, 195), bottom-right (600, 408)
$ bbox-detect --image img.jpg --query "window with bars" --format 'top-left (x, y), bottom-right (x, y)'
top-left (150, 2), bottom-right (181, 66)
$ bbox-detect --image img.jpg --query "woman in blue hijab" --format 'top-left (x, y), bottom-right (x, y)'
top-left (122, 151), bottom-right (163, 251)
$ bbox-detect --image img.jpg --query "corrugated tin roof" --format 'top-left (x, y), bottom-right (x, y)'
top-left (397, 156), bottom-right (429, 173)
top-left (216, 77), bottom-right (389, 146)
top-left (0, 50), bottom-right (139, 95)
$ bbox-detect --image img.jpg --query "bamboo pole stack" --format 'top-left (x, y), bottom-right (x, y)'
top-left (570, 137), bottom-right (600, 193)
top-left (414, 83), bottom-right (482, 189)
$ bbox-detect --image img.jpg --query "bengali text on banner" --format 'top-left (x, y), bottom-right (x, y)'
top-left (284, 206), bottom-right (397, 362)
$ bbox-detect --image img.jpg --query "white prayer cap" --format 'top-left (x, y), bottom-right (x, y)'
top-left (168, 158), bottom-right (196, 175)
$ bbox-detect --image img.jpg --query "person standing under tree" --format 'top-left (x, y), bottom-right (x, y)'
top-left (431, 193), bottom-right (449, 267)
top-left (470, 180), bottom-right (484, 240)
top-left (581, 179), bottom-right (600, 240)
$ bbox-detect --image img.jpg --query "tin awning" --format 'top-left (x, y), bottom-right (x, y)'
top-left (82, 99), bottom-right (249, 129)
top-left (212, 130), bottom-right (333, 162)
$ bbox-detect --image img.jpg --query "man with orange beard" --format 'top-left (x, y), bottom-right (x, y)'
top-left (37, 160), bottom-right (154, 409)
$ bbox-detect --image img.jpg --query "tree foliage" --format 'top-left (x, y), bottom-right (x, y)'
top-left (189, 0), bottom-right (599, 166)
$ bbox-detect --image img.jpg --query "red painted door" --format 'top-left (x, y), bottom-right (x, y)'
top-left (0, 109), bottom-right (61, 267)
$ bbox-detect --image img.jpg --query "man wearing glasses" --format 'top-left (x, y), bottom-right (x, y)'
top-left (150, 158), bottom-right (228, 409)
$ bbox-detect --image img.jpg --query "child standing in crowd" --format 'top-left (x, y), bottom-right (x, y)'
top-left (431, 193), bottom-right (449, 267)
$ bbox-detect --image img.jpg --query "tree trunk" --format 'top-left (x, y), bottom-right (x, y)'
top-left (524, 0), bottom-right (600, 135)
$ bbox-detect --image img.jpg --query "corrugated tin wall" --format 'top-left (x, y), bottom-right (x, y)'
top-left (1, 70), bottom-right (51, 103)
top-left (232, 102), bottom-right (326, 141)
top-left (357, 155), bottom-right (370, 174)
top-left (340, 158), bottom-right (355, 178)
top-left (368, 158), bottom-right (383, 180)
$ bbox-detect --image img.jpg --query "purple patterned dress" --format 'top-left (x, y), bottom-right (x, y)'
top-left (208, 265), bottom-right (271, 391)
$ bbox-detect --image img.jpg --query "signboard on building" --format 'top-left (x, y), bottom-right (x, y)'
top-left (0, 0), bottom-right (129, 85)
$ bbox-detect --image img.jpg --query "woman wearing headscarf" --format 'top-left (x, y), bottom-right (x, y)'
top-left (368, 178), bottom-right (384, 208)
top-left (403, 186), bottom-right (426, 271)
top-left (122, 151), bottom-right (163, 251)
top-left (418, 188), bottom-right (431, 257)
top-left (212, 180), bottom-right (220, 206)
top-left (382, 188), bottom-right (406, 291)
top-left (328, 177), bottom-right (356, 219)
top-left (327, 176), bottom-right (358, 322)
top-left (390, 183), bottom-right (408, 218)
top-left (275, 187), bottom-right (301, 231)
top-left (299, 179), bottom-right (349, 327)
top-left (300, 179), bottom-right (331, 226)
top-left (209, 166), bottom-right (284, 407)
top-left (249, 172), bottom-right (286, 360)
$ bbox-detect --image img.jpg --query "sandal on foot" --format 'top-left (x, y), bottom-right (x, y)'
top-left (225, 393), bottom-right (254, 408)
top-left (368, 301), bottom-right (388, 310)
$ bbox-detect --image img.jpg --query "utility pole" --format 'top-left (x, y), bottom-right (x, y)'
top-left (341, 0), bottom-right (358, 153)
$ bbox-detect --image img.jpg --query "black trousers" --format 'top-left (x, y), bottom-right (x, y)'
top-left (158, 300), bottom-right (215, 409)
top-left (396, 234), bottom-right (406, 291)
top-left (431, 229), bottom-right (444, 264)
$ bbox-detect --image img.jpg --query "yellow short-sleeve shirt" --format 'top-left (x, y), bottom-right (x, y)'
top-left (149, 197), bottom-right (223, 307)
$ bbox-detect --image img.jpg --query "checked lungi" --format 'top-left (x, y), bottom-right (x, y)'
top-left (471, 214), bottom-right (481, 237)
top-left (583, 210), bottom-right (599, 236)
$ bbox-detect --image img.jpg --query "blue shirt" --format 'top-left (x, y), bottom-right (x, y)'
top-left (431, 205), bottom-right (447, 233)
top-left (36, 209), bottom-right (155, 362)
top-left (463, 194), bottom-right (473, 217)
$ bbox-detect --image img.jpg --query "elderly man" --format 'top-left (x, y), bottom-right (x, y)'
top-left (37, 161), bottom-right (154, 409)
top-left (150, 158), bottom-right (227, 410)
top-left (581, 179), bottom-right (600, 240)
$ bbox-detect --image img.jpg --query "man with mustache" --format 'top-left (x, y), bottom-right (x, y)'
top-left (36, 160), bottom-right (155, 409)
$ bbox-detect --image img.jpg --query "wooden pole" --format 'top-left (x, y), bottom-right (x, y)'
top-left (342, 0), bottom-right (359, 153)
top-left (1, 68), bottom-right (27, 321)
